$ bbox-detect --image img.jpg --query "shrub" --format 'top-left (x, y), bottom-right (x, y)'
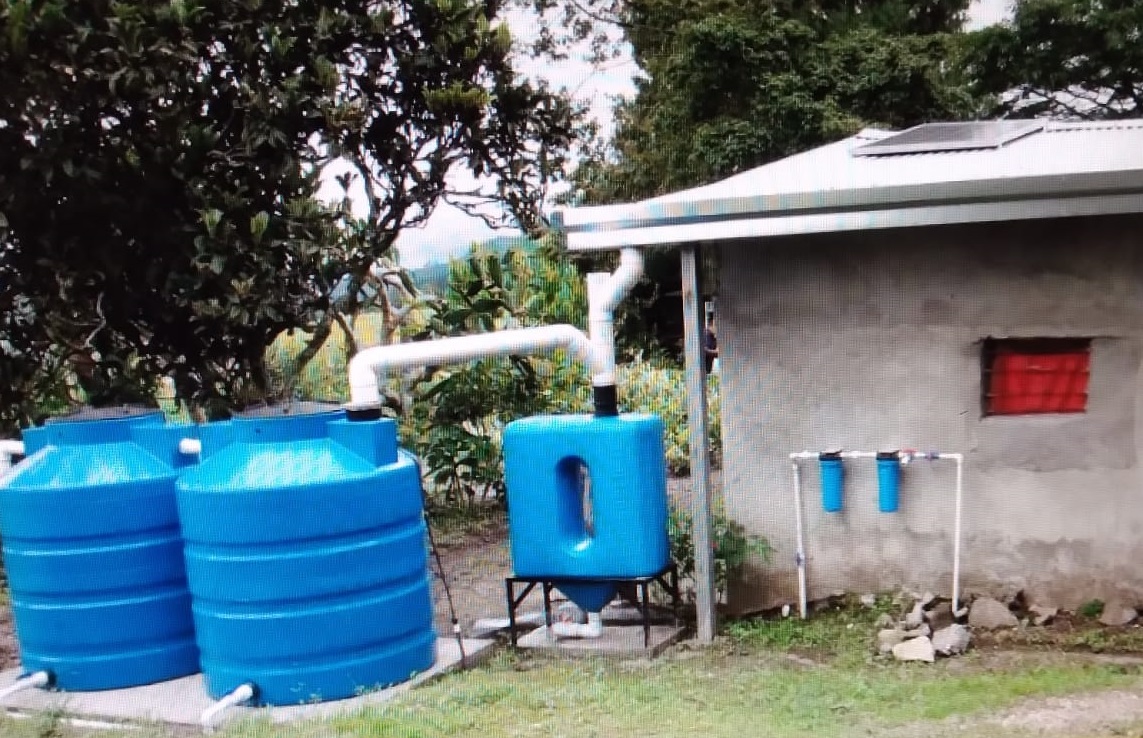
top-left (669, 501), bottom-right (771, 604)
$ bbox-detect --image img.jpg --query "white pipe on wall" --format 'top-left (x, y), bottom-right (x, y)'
top-left (0, 440), bottom-right (25, 478)
top-left (788, 450), bottom-right (965, 620)
top-left (790, 460), bottom-right (809, 619)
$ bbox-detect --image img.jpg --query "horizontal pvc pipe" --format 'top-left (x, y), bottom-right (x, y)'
top-left (347, 325), bottom-right (600, 409)
top-left (550, 611), bottom-right (604, 639)
top-left (201, 682), bottom-right (255, 733)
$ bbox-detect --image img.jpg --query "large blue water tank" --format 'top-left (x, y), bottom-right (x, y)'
top-left (0, 407), bottom-right (200, 690)
top-left (503, 413), bottom-right (670, 610)
top-left (176, 406), bottom-right (436, 706)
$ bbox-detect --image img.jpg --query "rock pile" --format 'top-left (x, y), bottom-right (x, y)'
top-left (867, 589), bottom-right (1143, 663)
top-left (872, 590), bottom-right (980, 662)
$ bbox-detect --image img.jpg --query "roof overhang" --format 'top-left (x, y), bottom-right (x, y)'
top-left (556, 169), bottom-right (1143, 252)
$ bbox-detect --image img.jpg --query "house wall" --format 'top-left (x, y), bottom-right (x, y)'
top-left (719, 214), bottom-right (1143, 613)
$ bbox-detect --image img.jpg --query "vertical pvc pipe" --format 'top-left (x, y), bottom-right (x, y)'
top-left (818, 452), bottom-right (844, 513)
top-left (791, 462), bottom-right (808, 619)
top-left (876, 451), bottom-right (901, 513)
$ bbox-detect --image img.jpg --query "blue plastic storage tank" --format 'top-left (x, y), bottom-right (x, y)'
top-left (0, 406), bottom-right (200, 690)
top-left (503, 413), bottom-right (670, 611)
top-left (176, 403), bottom-right (435, 706)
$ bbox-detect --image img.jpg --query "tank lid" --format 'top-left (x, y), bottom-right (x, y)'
top-left (235, 401), bottom-right (343, 419)
top-left (44, 404), bottom-right (159, 424)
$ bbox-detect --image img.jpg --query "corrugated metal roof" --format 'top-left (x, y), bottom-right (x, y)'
top-left (557, 120), bottom-right (1143, 251)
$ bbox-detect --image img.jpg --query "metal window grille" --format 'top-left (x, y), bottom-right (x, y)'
top-left (981, 338), bottom-right (1092, 416)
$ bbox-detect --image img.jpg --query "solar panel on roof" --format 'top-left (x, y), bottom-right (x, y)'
top-left (851, 120), bottom-right (1046, 157)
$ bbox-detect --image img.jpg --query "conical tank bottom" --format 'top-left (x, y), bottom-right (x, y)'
top-left (557, 583), bottom-right (618, 613)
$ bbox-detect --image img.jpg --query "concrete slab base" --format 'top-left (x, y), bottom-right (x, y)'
top-left (0, 637), bottom-right (495, 730)
top-left (515, 624), bottom-right (686, 658)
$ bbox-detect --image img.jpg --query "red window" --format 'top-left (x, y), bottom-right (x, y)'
top-left (983, 338), bottom-right (1091, 416)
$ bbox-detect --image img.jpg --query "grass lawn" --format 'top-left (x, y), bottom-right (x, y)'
top-left (219, 600), bottom-right (1143, 738)
top-left (4, 601), bottom-right (1143, 738)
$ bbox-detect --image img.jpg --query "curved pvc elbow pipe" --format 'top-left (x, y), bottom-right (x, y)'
top-left (201, 682), bottom-right (255, 733)
top-left (550, 611), bottom-right (604, 639)
top-left (587, 249), bottom-right (644, 386)
top-left (347, 325), bottom-right (598, 409)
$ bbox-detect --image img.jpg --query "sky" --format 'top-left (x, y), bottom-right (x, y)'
top-left (333, 0), bottom-right (1014, 268)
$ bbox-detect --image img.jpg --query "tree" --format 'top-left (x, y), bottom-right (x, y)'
top-left (964, 0), bottom-right (1143, 119)
top-left (0, 0), bottom-right (577, 428)
top-left (569, 1), bottom-right (980, 204)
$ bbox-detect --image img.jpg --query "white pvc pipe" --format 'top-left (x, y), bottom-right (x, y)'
top-left (178, 438), bottom-right (202, 456)
top-left (550, 611), bottom-right (604, 639)
top-left (790, 461), bottom-right (808, 619)
top-left (0, 671), bottom-right (49, 702)
top-left (347, 325), bottom-right (598, 409)
top-left (346, 249), bottom-right (643, 410)
top-left (586, 249), bottom-right (644, 386)
top-left (788, 449), bottom-right (965, 620)
top-left (945, 452), bottom-right (965, 615)
top-left (0, 440), bottom-right (25, 477)
top-left (200, 682), bottom-right (255, 733)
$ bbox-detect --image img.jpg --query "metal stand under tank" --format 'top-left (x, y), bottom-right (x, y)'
top-left (175, 404), bottom-right (436, 706)
top-left (0, 406), bottom-right (199, 691)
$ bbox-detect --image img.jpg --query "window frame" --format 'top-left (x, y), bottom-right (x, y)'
top-left (980, 337), bottom-right (1093, 417)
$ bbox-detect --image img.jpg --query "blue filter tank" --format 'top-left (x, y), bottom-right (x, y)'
top-left (819, 452), bottom-right (844, 513)
top-left (503, 414), bottom-right (670, 612)
top-left (876, 451), bottom-right (901, 513)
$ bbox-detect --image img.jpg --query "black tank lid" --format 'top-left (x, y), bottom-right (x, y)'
top-left (44, 404), bottom-right (159, 425)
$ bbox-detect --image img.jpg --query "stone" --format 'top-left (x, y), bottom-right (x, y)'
top-left (920, 591), bottom-right (936, 608)
top-left (924, 601), bottom-right (955, 631)
top-left (932, 624), bottom-right (972, 656)
top-left (877, 629), bottom-right (909, 654)
top-left (860, 594), bottom-right (878, 608)
top-left (904, 602), bottom-right (925, 629)
top-left (903, 623), bottom-right (931, 639)
top-left (1099, 602), bottom-right (1138, 627)
top-left (1030, 605), bottom-right (1058, 627)
top-left (968, 597), bottom-right (1019, 629)
top-left (874, 613), bottom-right (897, 629)
top-left (892, 636), bottom-right (935, 663)
top-left (555, 602), bottom-right (587, 624)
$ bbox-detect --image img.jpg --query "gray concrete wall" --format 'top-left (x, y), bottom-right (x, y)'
top-left (719, 214), bottom-right (1143, 614)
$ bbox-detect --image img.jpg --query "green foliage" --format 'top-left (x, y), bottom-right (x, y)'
top-left (1080, 599), bottom-right (1106, 619)
top-left (669, 501), bottom-right (771, 604)
top-left (964, 0), bottom-right (1143, 120)
top-left (571, 1), bottom-right (981, 204)
top-left (0, 0), bottom-right (577, 430)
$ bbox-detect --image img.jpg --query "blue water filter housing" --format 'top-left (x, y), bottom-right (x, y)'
top-left (176, 407), bottom-right (436, 706)
top-left (819, 452), bottom-right (845, 513)
top-left (503, 413), bottom-right (670, 613)
top-left (876, 452), bottom-right (901, 513)
top-left (0, 407), bottom-right (200, 691)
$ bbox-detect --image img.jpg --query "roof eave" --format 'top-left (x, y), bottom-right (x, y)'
top-left (563, 188), bottom-right (1143, 251)
top-left (559, 170), bottom-right (1143, 251)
